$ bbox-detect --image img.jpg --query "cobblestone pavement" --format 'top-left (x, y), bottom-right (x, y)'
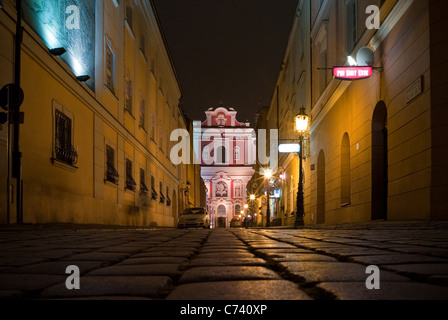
top-left (1, 221), bottom-right (448, 300)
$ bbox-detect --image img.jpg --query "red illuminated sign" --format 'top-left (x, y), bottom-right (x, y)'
top-left (333, 66), bottom-right (373, 81)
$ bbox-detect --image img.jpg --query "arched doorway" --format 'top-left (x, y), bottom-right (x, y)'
top-left (371, 101), bottom-right (388, 220)
top-left (341, 133), bottom-right (351, 206)
top-left (316, 150), bottom-right (326, 224)
top-left (217, 205), bottom-right (226, 228)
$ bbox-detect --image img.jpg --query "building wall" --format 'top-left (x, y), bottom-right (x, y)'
top-left (429, 0), bottom-right (448, 219)
top-left (264, 0), bottom-right (312, 226)
top-left (260, 0), bottom-right (447, 225)
top-left (0, 5), bottom-right (15, 224)
top-left (0, 0), bottom-right (187, 226)
top-left (307, 0), bottom-right (443, 223)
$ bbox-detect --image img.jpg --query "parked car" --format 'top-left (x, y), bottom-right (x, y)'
top-left (178, 207), bottom-right (210, 229)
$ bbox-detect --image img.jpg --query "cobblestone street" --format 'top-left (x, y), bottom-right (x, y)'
top-left (1, 221), bottom-right (448, 301)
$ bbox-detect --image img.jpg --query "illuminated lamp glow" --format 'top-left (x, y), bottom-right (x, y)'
top-left (69, 56), bottom-right (88, 77)
top-left (41, 26), bottom-right (61, 49)
top-left (347, 56), bottom-right (358, 66)
top-left (263, 169), bottom-right (272, 180)
top-left (333, 66), bottom-right (373, 81)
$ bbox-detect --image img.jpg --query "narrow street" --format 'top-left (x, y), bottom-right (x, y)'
top-left (1, 221), bottom-right (448, 300)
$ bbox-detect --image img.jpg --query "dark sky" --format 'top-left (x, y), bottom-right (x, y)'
top-left (152, 0), bottom-right (298, 125)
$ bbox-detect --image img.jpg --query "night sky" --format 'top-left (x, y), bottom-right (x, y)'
top-left (152, 0), bottom-right (298, 125)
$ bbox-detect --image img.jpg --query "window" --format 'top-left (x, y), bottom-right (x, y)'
top-left (151, 175), bottom-right (158, 200)
top-left (235, 205), bottom-right (241, 216)
top-left (151, 113), bottom-right (155, 140)
top-left (346, 0), bottom-right (358, 54)
top-left (159, 121), bottom-right (163, 151)
top-left (105, 42), bottom-right (115, 93)
top-left (125, 1), bottom-right (133, 32)
top-left (140, 35), bottom-right (146, 57)
top-left (125, 158), bottom-right (136, 191)
top-left (139, 96), bottom-right (146, 129)
top-left (234, 183), bottom-right (242, 198)
top-left (203, 146), bottom-right (210, 161)
top-left (140, 168), bottom-right (149, 194)
top-left (105, 145), bottom-right (119, 184)
top-left (159, 181), bottom-right (165, 204)
top-left (125, 69), bottom-right (133, 115)
top-left (166, 186), bottom-right (171, 206)
top-left (216, 146), bottom-right (227, 164)
top-left (234, 146), bottom-right (240, 162)
top-left (54, 109), bottom-right (78, 166)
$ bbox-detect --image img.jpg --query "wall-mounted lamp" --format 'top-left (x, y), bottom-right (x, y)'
top-left (76, 75), bottom-right (91, 82)
top-left (49, 48), bottom-right (67, 56)
top-left (347, 56), bottom-right (358, 66)
top-left (180, 181), bottom-right (191, 197)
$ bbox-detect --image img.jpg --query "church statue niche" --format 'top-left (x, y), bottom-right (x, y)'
top-left (215, 181), bottom-right (228, 197)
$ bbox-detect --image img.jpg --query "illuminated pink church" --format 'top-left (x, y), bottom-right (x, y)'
top-left (194, 107), bottom-right (256, 228)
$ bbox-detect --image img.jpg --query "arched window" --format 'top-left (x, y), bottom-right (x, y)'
top-left (235, 205), bottom-right (241, 216)
top-left (203, 146), bottom-right (210, 161)
top-left (234, 146), bottom-right (240, 162)
top-left (216, 146), bottom-right (227, 164)
top-left (341, 133), bottom-right (351, 206)
top-left (217, 205), bottom-right (226, 216)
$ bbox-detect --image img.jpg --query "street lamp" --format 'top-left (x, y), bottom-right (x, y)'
top-left (264, 169), bottom-right (272, 227)
top-left (294, 107), bottom-right (310, 228)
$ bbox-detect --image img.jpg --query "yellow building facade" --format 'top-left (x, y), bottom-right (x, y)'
top-left (261, 0), bottom-right (448, 225)
top-left (0, 0), bottom-right (196, 227)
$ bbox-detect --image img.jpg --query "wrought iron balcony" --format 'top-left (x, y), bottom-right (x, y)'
top-left (55, 145), bottom-right (78, 166)
top-left (106, 166), bottom-right (119, 184)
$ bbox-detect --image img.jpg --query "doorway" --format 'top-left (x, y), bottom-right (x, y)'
top-left (316, 150), bottom-right (326, 224)
top-left (371, 101), bottom-right (388, 220)
top-left (217, 205), bottom-right (226, 228)
top-left (217, 217), bottom-right (226, 228)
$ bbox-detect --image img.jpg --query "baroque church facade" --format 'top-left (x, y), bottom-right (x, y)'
top-left (195, 107), bottom-right (256, 228)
